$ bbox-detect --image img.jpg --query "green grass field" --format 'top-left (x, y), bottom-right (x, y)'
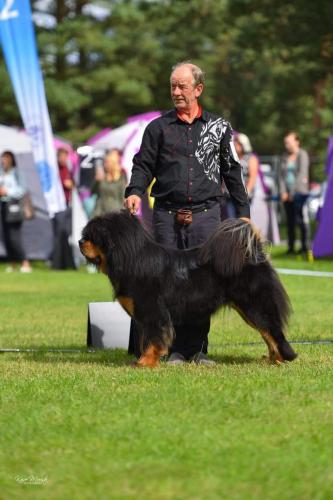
top-left (1, 250), bottom-right (333, 499)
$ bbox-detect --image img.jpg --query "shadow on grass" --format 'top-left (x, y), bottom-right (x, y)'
top-left (0, 345), bottom-right (133, 367)
top-left (0, 345), bottom-right (260, 367)
top-left (210, 353), bottom-right (258, 365)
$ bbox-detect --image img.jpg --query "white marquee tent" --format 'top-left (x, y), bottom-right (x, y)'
top-left (0, 125), bottom-right (51, 259)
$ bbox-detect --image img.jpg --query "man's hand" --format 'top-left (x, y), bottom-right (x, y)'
top-left (281, 192), bottom-right (289, 202)
top-left (124, 195), bottom-right (141, 214)
top-left (0, 186), bottom-right (7, 197)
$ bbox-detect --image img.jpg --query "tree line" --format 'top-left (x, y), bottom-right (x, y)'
top-left (0, 0), bottom-right (332, 178)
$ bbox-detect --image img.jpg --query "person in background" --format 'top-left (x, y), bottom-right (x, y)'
top-left (0, 151), bottom-right (32, 273)
top-left (233, 132), bottom-right (259, 201)
top-left (51, 148), bottom-right (75, 269)
top-left (91, 149), bottom-right (127, 216)
top-left (221, 131), bottom-right (259, 219)
top-left (279, 132), bottom-right (310, 255)
top-left (233, 133), bottom-right (281, 244)
top-left (57, 148), bottom-right (74, 206)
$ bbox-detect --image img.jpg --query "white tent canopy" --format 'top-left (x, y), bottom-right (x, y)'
top-left (89, 122), bottom-right (141, 151)
top-left (0, 124), bottom-right (84, 262)
top-left (88, 114), bottom-right (161, 181)
top-left (0, 124), bottom-right (32, 154)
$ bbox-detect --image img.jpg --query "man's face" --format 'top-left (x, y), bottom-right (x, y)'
top-left (170, 66), bottom-right (203, 111)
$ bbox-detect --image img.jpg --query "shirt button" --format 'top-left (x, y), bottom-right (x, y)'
top-left (190, 168), bottom-right (193, 171)
top-left (189, 182), bottom-right (193, 186)
top-left (188, 197), bottom-right (192, 202)
top-left (189, 139), bottom-right (193, 143)
top-left (189, 154), bottom-right (193, 157)
top-left (189, 127), bottom-right (192, 131)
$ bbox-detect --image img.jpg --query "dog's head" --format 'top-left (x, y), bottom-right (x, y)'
top-left (79, 210), bottom-right (144, 274)
top-left (79, 230), bottom-right (107, 274)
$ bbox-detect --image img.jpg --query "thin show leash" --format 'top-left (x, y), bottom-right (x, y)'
top-left (1, 339), bottom-right (332, 354)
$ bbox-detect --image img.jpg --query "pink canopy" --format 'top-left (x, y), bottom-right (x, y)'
top-left (87, 112), bottom-right (161, 181)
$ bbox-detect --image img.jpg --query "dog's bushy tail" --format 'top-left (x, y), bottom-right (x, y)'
top-left (199, 218), bottom-right (267, 277)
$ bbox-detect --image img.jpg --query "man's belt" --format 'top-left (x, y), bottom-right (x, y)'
top-left (154, 198), bottom-right (219, 226)
top-left (154, 198), bottom-right (218, 214)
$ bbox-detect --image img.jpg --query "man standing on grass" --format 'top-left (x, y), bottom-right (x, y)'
top-left (124, 61), bottom-right (250, 365)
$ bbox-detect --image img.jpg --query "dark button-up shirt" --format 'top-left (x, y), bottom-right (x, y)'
top-left (125, 109), bottom-right (250, 217)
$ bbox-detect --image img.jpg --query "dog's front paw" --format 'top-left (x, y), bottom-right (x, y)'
top-left (130, 344), bottom-right (167, 368)
top-left (261, 355), bottom-right (283, 365)
top-left (131, 358), bottom-right (160, 368)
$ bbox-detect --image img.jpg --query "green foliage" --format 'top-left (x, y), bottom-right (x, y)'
top-left (0, 0), bottom-right (332, 164)
top-left (0, 64), bottom-right (21, 126)
top-left (225, 0), bottom-right (333, 155)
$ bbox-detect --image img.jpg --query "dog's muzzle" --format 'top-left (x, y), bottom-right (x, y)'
top-left (78, 238), bottom-right (102, 267)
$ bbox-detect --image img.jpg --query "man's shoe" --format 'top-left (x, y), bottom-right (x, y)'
top-left (167, 352), bottom-right (186, 365)
top-left (190, 352), bottom-right (216, 366)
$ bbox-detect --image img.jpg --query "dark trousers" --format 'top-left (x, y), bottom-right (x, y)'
top-left (0, 202), bottom-right (25, 262)
top-left (128, 203), bottom-right (221, 359)
top-left (284, 193), bottom-right (308, 252)
top-left (51, 208), bottom-right (76, 270)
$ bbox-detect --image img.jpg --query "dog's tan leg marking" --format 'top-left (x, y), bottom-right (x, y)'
top-left (231, 304), bottom-right (283, 364)
top-left (231, 304), bottom-right (256, 329)
top-left (117, 296), bottom-right (134, 316)
top-left (134, 344), bottom-right (167, 368)
top-left (260, 331), bottom-right (284, 364)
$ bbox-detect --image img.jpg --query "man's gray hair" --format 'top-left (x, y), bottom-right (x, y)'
top-left (171, 61), bottom-right (205, 86)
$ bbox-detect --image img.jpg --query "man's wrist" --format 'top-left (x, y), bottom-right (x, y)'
top-left (236, 207), bottom-right (251, 218)
top-left (124, 188), bottom-right (142, 199)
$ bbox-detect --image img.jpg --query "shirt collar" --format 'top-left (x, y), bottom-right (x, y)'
top-left (164, 107), bottom-right (208, 124)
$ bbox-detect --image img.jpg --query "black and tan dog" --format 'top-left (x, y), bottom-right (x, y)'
top-left (79, 211), bottom-right (297, 367)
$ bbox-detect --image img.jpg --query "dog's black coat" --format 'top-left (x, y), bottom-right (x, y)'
top-left (81, 211), bottom-right (297, 362)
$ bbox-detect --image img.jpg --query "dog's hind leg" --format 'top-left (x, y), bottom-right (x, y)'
top-left (230, 267), bottom-right (297, 365)
top-left (228, 264), bottom-right (297, 363)
top-left (232, 301), bottom-right (297, 363)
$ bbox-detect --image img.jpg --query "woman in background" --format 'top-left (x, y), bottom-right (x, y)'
top-left (234, 133), bottom-right (259, 201)
top-left (280, 131), bottom-right (310, 255)
top-left (220, 132), bottom-right (260, 219)
top-left (51, 148), bottom-right (75, 270)
top-left (92, 149), bottom-right (127, 216)
top-left (233, 133), bottom-right (280, 244)
top-left (0, 151), bottom-right (32, 273)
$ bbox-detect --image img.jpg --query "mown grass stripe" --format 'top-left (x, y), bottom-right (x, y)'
top-left (277, 267), bottom-right (333, 277)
